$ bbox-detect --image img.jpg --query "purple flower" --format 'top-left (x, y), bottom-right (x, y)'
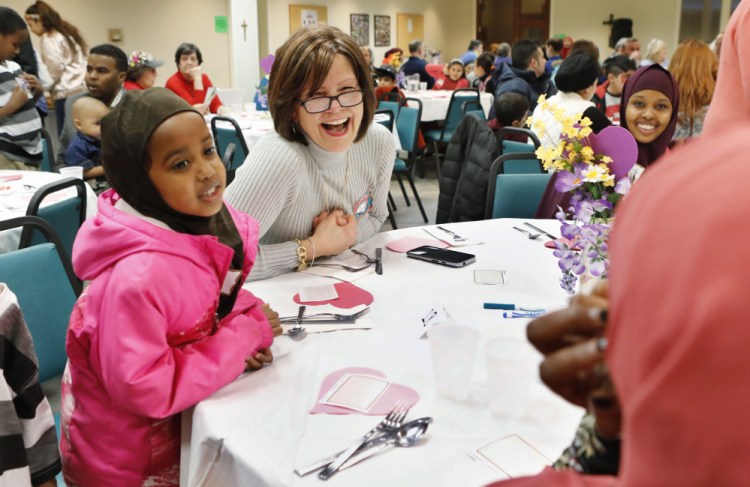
top-left (555, 167), bottom-right (584, 192)
top-left (614, 177), bottom-right (631, 195)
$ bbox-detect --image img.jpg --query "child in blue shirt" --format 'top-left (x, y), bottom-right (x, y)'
top-left (64, 95), bottom-right (108, 179)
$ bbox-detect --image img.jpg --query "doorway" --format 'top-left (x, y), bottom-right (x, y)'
top-left (477, 0), bottom-right (550, 46)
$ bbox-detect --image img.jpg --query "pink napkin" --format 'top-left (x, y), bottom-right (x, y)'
top-left (386, 236), bottom-right (449, 253)
top-left (309, 367), bottom-right (420, 415)
top-left (0, 174), bottom-right (22, 182)
top-left (545, 238), bottom-right (581, 251)
top-left (293, 281), bottom-right (373, 309)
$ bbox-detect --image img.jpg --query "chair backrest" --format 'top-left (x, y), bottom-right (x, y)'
top-left (485, 172), bottom-right (552, 219)
top-left (499, 126), bottom-right (542, 155)
top-left (210, 116), bottom-right (249, 171)
top-left (21, 177), bottom-right (87, 263)
top-left (374, 109), bottom-right (395, 132)
top-left (40, 128), bottom-right (54, 172)
top-left (397, 98), bottom-right (422, 154)
top-left (377, 100), bottom-right (401, 121)
top-left (490, 151), bottom-right (545, 175)
top-left (462, 99), bottom-right (486, 121)
top-left (442, 89), bottom-right (480, 137)
top-left (0, 216), bottom-right (81, 381)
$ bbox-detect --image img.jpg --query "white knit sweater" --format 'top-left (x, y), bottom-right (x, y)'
top-left (224, 122), bottom-right (395, 280)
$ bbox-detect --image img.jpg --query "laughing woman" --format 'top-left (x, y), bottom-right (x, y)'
top-left (225, 25), bottom-right (395, 280)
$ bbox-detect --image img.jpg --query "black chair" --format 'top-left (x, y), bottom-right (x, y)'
top-left (20, 177), bottom-right (87, 263)
top-left (39, 128), bottom-right (55, 172)
top-left (0, 216), bottom-right (81, 381)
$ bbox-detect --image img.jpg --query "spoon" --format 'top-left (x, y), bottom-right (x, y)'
top-left (513, 226), bottom-right (541, 239)
top-left (288, 305), bottom-right (307, 341)
top-left (295, 417), bottom-right (433, 476)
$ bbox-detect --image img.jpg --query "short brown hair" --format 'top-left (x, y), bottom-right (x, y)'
top-left (268, 24), bottom-right (375, 145)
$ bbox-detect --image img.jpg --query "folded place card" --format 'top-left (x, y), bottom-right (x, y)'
top-left (469, 434), bottom-right (551, 478)
top-left (298, 284), bottom-right (339, 303)
top-left (293, 281), bottom-right (373, 309)
top-left (310, 367), bottom-right (420, 415)
top-left (386, 236), bottom-right (449, 253)
top-left (474, 269), bottom-right (507, 285)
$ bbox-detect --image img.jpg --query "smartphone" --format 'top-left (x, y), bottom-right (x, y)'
top-left (406, 245), bottom-right (476, 268)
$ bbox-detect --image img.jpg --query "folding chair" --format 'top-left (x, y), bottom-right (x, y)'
top-left (462, 98), bottom-right (487, 121)
top-left (210, 116), bottom-right (250, 172)
top-left (20, 177), bottom-right (87, 263)
top-left (377, 100), bottom-right (401, 123)
top-left (499, 126), bottom-right (542, 155)
top-left (423, 88), bottom-right (480, 176)
top-left (485, 154), bottom-right (551, 219)
top-left (0, 216), bottom-right (81, 381)
top-left (392, 98), bottom-right (428, 223)
top-left (489, 151), bottom-right (545, 175)
top-left (40, 128), bottom-right (54, 172)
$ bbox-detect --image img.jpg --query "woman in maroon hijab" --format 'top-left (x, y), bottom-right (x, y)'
top-left (619, 63), bottom-right (679, 168)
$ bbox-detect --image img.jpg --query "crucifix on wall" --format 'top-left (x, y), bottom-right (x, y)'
top-left (241, 20), bottom-right (248, 41)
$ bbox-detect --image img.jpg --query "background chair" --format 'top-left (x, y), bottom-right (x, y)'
top-left (499, 126), bottom-right (542, 155)
top-left (423, 88), bottom-right (480, 176)
top-left (0, 216), bottom-right (81, 382)
top-left (392, 98), bottom-right (428, 224)
top-left (20, 177), bottom-right (87, 263)
top-left (462, 98), bottom-right (487, 121)
top-left (485, 155), bottom-right (551, 219)
top-left (210, 116), bottom-right (250, 173)
top-left (40, 128), bottom-right (55, 172)
top-left (377, 99), bottom-right (401, 123)
top-left (490, 151), bottom-right (545, 176)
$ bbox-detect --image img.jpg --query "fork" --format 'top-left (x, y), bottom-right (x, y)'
top-left (513, 227), bottom-right (541, 239)
top-left (436, 225), bottom-right (468, 242)
top-left (318, 401), bottom-right (410, 480)
top-left (280, 307), bottom-right (371, 323)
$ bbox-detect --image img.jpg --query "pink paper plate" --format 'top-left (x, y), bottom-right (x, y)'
top-left (309, 367), bottom-right (420, 415)
top-left (293, 281), bottom-right (373, 309)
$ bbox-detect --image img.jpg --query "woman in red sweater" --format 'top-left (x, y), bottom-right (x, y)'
top-left (165, 42), bottom-right (227, 115)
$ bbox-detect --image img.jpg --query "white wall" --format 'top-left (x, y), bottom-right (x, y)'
top-left (549, 0), bottom-right (682, 62)
top-left (5, 0), bottom-right (233, 88)
top-left (258, 0), bottom-right (475, 65)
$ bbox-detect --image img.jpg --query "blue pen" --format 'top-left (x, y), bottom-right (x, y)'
top-left (503, 311), bottom-right (546, 318)
top-left (483, 302), bottom-right (515, 310)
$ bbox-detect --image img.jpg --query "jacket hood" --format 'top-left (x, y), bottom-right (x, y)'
top-left (73, 190), bottom-right (238, 281)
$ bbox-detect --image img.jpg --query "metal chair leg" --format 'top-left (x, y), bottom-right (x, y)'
top-left (406, 172), bottom-right (428, 223)
top-left (386, 198), bottom-right (398, 229)
top-left (388, 191), bottom-right (397, 211)
top-left (395, 173), bottom-right (411, 206)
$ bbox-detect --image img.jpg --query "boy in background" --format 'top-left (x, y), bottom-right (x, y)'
top-left (0, 7), bottom-right (44, 170)
top-left (592, 55), bottom-right (637, 124)
top-left (488, 92), bottom-right (530, 142)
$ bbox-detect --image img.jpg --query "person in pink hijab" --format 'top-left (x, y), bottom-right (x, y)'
top-left (702, 0), bottom-right (750, 134)
top-left (489, 121), bottom-right (750, 486)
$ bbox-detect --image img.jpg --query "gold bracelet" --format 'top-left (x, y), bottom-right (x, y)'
top-left (294, 239), bottom-right (308, 271)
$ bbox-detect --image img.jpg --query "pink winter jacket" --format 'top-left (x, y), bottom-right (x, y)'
top-left (60, 190), bottom-right (274, 487)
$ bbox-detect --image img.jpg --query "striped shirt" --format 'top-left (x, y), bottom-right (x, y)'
top-left (0, 284), bottom-right (61, 486)
top-left (0, 61), bottom-right (43, 165)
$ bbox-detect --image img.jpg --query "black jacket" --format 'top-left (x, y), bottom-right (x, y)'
top-left (436, 115), bottom-right (501, 223)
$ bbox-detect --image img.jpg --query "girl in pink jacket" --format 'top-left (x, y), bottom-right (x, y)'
top-left (60, 88), bottom-right (281, 486)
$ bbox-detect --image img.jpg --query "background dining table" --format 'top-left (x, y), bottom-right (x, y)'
top-left (180, 218), bottom-right (585, 487)
top-left (405, 90), bottom-right (495, 122)
top-left (0, 170), bottom-right (98, 254)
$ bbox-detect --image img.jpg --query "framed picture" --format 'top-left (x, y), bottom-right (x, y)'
top-left (374, 15), bottom-right (391, 47)
top-left (350, 14), bottom-right (369, 46)
top-left (289, 4), bottom-right (327, 33)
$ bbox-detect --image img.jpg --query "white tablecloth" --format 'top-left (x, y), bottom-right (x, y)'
top-left (181, 218), bottom-right (583, 487)
top-left (0, 170), bottom-right (98, 254)
top-left (406, 91), bottom-right (494, 122)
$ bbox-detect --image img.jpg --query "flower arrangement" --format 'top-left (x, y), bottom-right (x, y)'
top-left (527, 94), bottom-right (637, 293)
top-left (255, 54), bottom-right (275, 111)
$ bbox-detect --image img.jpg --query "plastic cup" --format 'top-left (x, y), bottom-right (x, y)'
top-left (419, 81), bottom-right (428, 91)
top-left (485, 338), bottom-right (536, 417)
top-left (407, 80), bottom-right (419, 92)
top-left (59, 166), bottom-right (83, 180)
top-left (428, 324), bottom-right (480, 401)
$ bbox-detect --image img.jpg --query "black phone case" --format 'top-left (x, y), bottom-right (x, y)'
top-left (406, 245), bottom-right (476, 267)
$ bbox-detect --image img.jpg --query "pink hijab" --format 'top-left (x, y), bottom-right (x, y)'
top-left (489, 122), bottom-right (750, 486)
top-left (703, 0), bottom-right (750, 134)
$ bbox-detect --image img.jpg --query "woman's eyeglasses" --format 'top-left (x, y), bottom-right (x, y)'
top-left (295, 90), bottom-right (364, 114)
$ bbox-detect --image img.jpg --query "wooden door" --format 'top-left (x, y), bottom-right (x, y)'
top-left (396, 14), bottom-right (425, 55)
top-left (477, 0), bottom-right (549, 45)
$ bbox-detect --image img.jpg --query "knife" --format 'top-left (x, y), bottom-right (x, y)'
top-left (523, 222), bottom-right (558, 240)
top-left (375, 247), bottom-right (383, 275)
